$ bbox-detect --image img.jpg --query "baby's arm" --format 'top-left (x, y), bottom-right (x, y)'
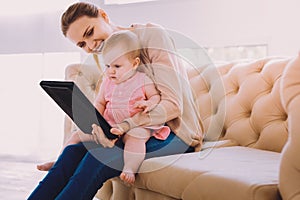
top-left (135, 75), bottom-right (160, 113)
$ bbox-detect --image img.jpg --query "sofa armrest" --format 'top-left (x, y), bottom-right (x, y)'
top-left (63, 62), bottom-right (102, 142)
top-left (279, 53), bottom-right (300, 200)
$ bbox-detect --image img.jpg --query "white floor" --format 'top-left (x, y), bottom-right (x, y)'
top-left (0, 157), bottom-right (45, 200)
top-left (0, 156), bottom-right (100, 200)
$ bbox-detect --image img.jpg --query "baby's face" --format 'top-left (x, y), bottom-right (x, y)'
top-left (104, 54), bottom-right (137, 84)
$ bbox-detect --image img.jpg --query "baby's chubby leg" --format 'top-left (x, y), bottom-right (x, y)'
top-left (120, 127), bottom-right (151, 184)
top-left (37, 131), bottom-right (93, 171)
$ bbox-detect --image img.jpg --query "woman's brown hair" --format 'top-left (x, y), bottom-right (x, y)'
top-left (61, 2), bottom-right (99, 36)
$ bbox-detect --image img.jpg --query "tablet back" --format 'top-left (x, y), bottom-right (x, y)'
top-left (40, 80), bottom-right (117, 139)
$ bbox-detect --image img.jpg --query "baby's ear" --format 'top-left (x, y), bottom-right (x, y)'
top-left (133, 57), bottom-right (141, 69)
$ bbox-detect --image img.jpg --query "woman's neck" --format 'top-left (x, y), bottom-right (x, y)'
top-left (113, 25), bottom-right (135, 32)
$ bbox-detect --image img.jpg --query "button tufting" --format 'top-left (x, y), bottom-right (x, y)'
top-left (283, 114), bottom-right (288, 121)
top-left (206, 84), bottom-right (211, 92)
top-left (235, 86), bottom-right (239, 93)
top-left (257, 68), bottom-right (263, 73)
top-left (256, 64), bottom-right (263, 72)
top-left (213, 106), bottom-right (218, 115)
top-left (78, 71), bottom-right (83, 76)
top-left (257, 63), bottom-right (264, 72)
top-left (247, 110), bottom-right (252, 117)
top-left (91, 84), bottom-right (96, 91)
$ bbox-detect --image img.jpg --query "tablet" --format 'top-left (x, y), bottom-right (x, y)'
top-left (40, 80), bottom-right (118, 140)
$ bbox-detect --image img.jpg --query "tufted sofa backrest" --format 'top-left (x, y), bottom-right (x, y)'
top-left (188, 57), bottom-right (290, 153)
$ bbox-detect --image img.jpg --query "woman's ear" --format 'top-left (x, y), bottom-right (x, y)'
top-left (98, 9), bottom-right (109, 22)
top-left (133, 57), bottom-right (141, 69)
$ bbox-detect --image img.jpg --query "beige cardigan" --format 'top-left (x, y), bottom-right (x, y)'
top-left (117, 23), bottom-right (204, 151)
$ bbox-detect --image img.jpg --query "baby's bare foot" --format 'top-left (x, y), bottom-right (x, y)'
top-left (120, 171), bottom-right (135, 184)
top-left (37, 161), bottom-right (55, 171)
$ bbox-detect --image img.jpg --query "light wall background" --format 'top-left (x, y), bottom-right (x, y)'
top-left (91, 0), bottom-right (300, 56)
top-left (0, 0), bottom-right (299, 160)
top-left (1, 0), bottom-right (299, 55)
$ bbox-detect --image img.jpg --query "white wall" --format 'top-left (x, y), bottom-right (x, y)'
top-left (89, 0), bottom-right (300, 57)
top-left (0, 52), bottom-right (81, 160)
top-left (0, 7), bottom-right (81, 160)
top-left (0, 11), bottom-right (77, 54)
top-left (1, 0), bottom-right (299, 55)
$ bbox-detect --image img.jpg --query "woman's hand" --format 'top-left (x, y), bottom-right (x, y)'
top-left (91, 124), bottom-right (118, 148)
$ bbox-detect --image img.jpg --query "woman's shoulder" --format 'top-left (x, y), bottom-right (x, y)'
top-left (132, 22), bottom-right (164, 30)
top-left (132, 23), bottom-right (173, 48)
top-left (132, 23), bottom-right (167, 36)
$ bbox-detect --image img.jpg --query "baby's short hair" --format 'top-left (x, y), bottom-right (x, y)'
top-left (102, 30), bottom-right (141, 62)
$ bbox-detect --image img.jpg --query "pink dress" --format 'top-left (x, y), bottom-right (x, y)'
top-left (101, 72), bottom-right (170, 140)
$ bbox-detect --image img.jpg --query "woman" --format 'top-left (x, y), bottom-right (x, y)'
top-left (28, 2), bottom-right (203, 200)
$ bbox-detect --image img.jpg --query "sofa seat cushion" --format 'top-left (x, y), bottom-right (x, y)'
top-left (135, 146), bottom-right (280, 200)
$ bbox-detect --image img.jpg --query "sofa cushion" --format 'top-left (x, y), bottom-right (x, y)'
top-left (135, 146), bottom-right (280, 200)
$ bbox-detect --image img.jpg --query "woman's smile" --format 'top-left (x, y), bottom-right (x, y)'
top-left (92, 40), bottom-right (104, 53)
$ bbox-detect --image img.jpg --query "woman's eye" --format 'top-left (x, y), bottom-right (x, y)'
top-left (78, 42), bottom-right (86, 48)
top-left (87, 28), bottom-right (94, 37)
top-left (115, 65), bottom-right (121, 68)
top-left (105, 64), bottom-right (110, 68)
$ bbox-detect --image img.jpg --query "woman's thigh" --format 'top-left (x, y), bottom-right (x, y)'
top-left (56, 133), bottom-right (191, 199)
top-left (145, 132), bottom-right (194, 159)
top-left (55, 142), bottom-right (125, 199)
top-left (71, 132), bottom-right (190, 175)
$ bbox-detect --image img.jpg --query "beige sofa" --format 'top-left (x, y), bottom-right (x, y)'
top-left (64, 53), bottom-right (300, 200)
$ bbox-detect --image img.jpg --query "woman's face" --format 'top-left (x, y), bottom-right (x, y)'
top-left (66, 13), bottom-right (114, 53)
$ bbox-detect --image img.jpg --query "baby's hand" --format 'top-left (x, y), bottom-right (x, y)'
top-left (134, 100), bottom-right (153, 113)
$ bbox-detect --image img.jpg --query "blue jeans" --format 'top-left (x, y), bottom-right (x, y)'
top-left (27, 132), bottom-right (194, 200)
